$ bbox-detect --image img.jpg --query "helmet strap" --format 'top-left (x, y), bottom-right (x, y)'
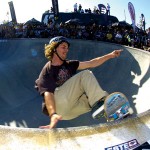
top-left (54, 49), bottom-right (65, 62)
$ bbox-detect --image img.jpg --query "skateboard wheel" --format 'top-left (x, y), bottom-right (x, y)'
top-left (107, 118), bottom-right (114, 122)
top-left (128, 107), bottom-right (134, 114)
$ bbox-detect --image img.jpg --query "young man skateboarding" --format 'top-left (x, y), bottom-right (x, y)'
top-left (35, 36), bottom-right (123, 129)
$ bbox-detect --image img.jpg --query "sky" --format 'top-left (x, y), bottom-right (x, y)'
top-left (0, 0), bottom-right (149, 29)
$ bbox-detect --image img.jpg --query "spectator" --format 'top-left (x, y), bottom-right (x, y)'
top-left (80, 9), bottom-right (84, 13)
top-left (115, 31), bottom-right (122, 44)
top-left (50, 7), bottom-right (54, 13)
top-left (143, 36), bottom-right (150, 52)
top-left (122, 30), bottom-right (129, 45)
top-left (106, 30), bottom-right (113, 42)
top-left (47, 19), bottom-right (54, 29)
top-left (74, 3), bottom-right (78, 12)
top-left (77, 29), bottom-right (82, 39)
top-left (93, 6), bottom-right (96, 14)
top-left (148, 27), bottom-right (150, 39)
top-left (95, 8), bottom-right (100, 14)
top-left (88, 8), bottom-right (91, 14)
top-left (78, 4), bottom-right (82, 12)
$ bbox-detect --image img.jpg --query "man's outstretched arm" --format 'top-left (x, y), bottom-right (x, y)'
top-left (78, 49), bottom-right (123, 70)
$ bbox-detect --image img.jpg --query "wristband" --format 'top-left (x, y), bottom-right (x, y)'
top-left (50, 112), bottom-right (57, 117)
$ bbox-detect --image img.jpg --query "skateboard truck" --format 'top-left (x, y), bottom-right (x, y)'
top-left (107, 103), bottom-right (134, 121)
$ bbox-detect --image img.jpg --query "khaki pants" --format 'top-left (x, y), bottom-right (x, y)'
top-left (54, 70), bottom-right (108, 120)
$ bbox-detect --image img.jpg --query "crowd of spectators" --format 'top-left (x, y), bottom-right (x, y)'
top-left (0, 19), bottom-right (150, 52)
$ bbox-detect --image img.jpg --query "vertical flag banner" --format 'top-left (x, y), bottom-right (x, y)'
top-left (128, 2), bottom-right (136, 31)
top-left (8, 1), bottom-right (17, 23)
top-left (141, 13), bottom-right (145, 31)
top-left (51, 0), bottom-right (59, 20)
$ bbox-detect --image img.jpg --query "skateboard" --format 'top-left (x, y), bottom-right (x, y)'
top-left (104, 92), bottom-right (133, 122)
top-left (92, 92), bottom-right (134, 122)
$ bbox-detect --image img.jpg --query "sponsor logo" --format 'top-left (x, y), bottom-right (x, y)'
top-left (105, 139), bottom-right (140, 150)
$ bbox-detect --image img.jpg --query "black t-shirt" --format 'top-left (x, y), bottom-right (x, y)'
top-left (35, 60), bottom-right (79, 95)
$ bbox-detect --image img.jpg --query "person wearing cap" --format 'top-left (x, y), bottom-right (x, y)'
top-left (35, 36), bottom-right (123, 129)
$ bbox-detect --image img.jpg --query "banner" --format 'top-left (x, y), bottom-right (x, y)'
top-left (51, 0), bottom-right (59, 20)
top-left (98, 4), bottom-right (106, 14)
top-left (128, 2), bottom-right (136, 31)
top-left (141, 13), bottom-right (145, 31)
top-left (8, 1), bottom-right (17, 23)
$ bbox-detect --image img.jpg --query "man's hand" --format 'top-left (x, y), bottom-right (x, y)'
top-left (39, 114), bottom-right (62, 129)
top-left (110, 49), bottom-right (123, 58)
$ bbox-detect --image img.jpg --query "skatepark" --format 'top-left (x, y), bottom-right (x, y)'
top-left (0, 38), bottom-right (150, 149)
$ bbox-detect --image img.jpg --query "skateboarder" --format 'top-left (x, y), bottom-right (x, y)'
top-left (35, 36), bottom-right (123, 129)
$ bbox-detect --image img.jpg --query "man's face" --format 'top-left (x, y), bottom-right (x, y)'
top-left (56, 42), bottom-right (69, 60)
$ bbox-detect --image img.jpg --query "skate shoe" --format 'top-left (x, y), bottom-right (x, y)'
top-left (91, 96), bottom-right (106, 119)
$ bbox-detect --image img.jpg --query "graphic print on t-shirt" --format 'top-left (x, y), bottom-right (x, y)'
top-left (56, 67), bottom-right (71, 86)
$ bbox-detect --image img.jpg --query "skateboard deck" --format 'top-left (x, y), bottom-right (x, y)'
top-left (104, 92), bottom-right (133, 122)
top-left (92, 92), bottom-right (133, 121)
